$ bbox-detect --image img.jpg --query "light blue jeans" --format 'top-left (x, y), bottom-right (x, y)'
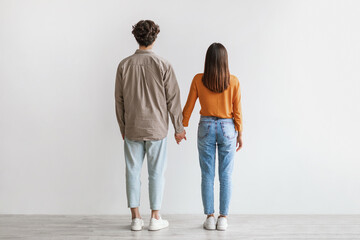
top-left (198, 116), bottom-right (237, 216)
top-left (124, 137), bottom-right (167, 210)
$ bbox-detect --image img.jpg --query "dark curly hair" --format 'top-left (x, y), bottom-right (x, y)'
top-left (132, 20), bottom-right (160, 47)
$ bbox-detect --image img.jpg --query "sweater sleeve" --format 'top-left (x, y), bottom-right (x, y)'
top-left (233, 78), bottom-right (243, 132)
top-left (182, 76), bottom-right (198, 127)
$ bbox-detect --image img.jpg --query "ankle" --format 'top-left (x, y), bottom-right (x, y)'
top-left (218, 215), bottom-right (227, 218)
top-left (131, 213), bottom-right (141, 219)
top-left (130, 207), bottom-right (141, 219)
top-left (151, 210), bottom-right (160, 220)
top-left (207, 214), bottom-right (215, 218)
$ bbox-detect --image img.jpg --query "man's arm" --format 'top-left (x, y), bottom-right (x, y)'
top-left (163, 64), bottom-right (185, 136)
top-left (115, 65), bottom-right (125, 139)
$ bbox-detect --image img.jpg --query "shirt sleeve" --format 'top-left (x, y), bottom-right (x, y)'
top-left (115, 64), bottom-right (125, 136)
top-left (182, 76), bottom-right (198, 127)
top-left (163, 64), bottom-right (184, 134)
top-left (233, 79), bottom-right (243, 132)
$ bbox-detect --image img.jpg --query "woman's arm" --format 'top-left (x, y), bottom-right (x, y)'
top-left (182, 76), bottom-right (198, 127)
top-left (233, 79), bottom-right (243, 151)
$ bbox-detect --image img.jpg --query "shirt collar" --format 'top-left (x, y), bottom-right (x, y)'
top-left (135, 49), bottom-right (154, 54)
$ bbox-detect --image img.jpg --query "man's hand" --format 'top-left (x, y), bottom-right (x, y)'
top-left (175, 130), bottom-right (187, 144)
top-left (236, 133), bottom-right (242, 152)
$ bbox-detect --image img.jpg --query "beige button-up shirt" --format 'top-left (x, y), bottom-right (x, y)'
top-left (115, 49), bottom-right (184, 141)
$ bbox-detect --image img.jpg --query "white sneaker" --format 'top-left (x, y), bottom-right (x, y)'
top-left (131, 218), bottom-right (144, 231)
top-left (148, 217), bottom-right (169, 231)
top-left (203, 216), bottom-right (216, 230)
top-left (216, 217), bottom-right (228, 231)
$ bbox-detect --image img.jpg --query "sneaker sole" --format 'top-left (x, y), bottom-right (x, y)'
top-left (131, 225), bottom-right (144, 231)
top-left (131, 228), bottom-right (142, 231)
top-left (216, 226), bottom-right (227, 231)
top-left (148, 225), bottom-right (169, 231)
top-left (203, 224), bottom-right (216, 230)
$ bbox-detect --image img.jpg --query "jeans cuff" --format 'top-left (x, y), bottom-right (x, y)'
top-left (128, 204), bottom-right (140, 208)
top-left (204, 210), bottom-right (215, 215)
top-left (150, 206), bottom-right (161, 211)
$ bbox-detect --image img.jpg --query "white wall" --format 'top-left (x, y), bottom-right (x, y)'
top-left (1, 0), bottom-right (360, 215)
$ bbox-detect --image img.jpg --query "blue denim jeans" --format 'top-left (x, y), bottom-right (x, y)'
top-left (124, 137), bottom-right (167, 210)
top-left (198, 116), bottom-right (237, 216)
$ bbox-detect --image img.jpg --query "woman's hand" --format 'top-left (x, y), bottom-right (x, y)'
top-left (175, 130), bottom-right (187, 144)
top-left (236, 133), bottom-right (242, 152)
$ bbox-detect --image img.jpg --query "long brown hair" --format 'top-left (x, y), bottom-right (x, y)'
top-left (202, 43), bottom-right (230, 93)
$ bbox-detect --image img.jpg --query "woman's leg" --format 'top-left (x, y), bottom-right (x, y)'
top-left (198, 119), bottom-right (216, 215)
top-left (217, 120), bottom-right (237, 216)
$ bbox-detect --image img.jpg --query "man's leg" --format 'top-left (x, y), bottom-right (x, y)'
top-left (124, 138), bottom-right (145, 219)
top-left (145, 138), bottom-right (167, 219)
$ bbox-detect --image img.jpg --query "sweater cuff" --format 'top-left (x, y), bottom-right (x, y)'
top-left (235, 124), bottom-right (242, 133)
top-left (182, 118), bottom-right (189, 127)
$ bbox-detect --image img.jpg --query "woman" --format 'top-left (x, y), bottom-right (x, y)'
top-left (182, 43), bottom-right (243, 231)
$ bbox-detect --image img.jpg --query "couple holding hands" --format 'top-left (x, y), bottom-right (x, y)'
top-left (115, 20), bottom-right (242, 231)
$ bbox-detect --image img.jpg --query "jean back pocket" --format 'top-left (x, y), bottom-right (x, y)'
top-left (220, 122), bottom-right (236, 139)
top-left (198, 121), bottom-right (212, 139)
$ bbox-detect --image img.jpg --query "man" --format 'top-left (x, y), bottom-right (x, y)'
top-left (115, 20), bottom-right (186, 231)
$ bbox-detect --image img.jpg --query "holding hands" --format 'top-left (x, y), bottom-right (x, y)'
top-left (174, 129), bottom-right (243, 151)
top-left (175, 130), bottom-right (187, 144)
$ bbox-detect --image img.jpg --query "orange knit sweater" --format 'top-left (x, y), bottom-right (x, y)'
top-left (182, 73), bottom-right (243, 132)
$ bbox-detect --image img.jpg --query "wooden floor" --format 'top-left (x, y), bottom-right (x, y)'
top-left (1, 214), bottom-right (360, 240)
